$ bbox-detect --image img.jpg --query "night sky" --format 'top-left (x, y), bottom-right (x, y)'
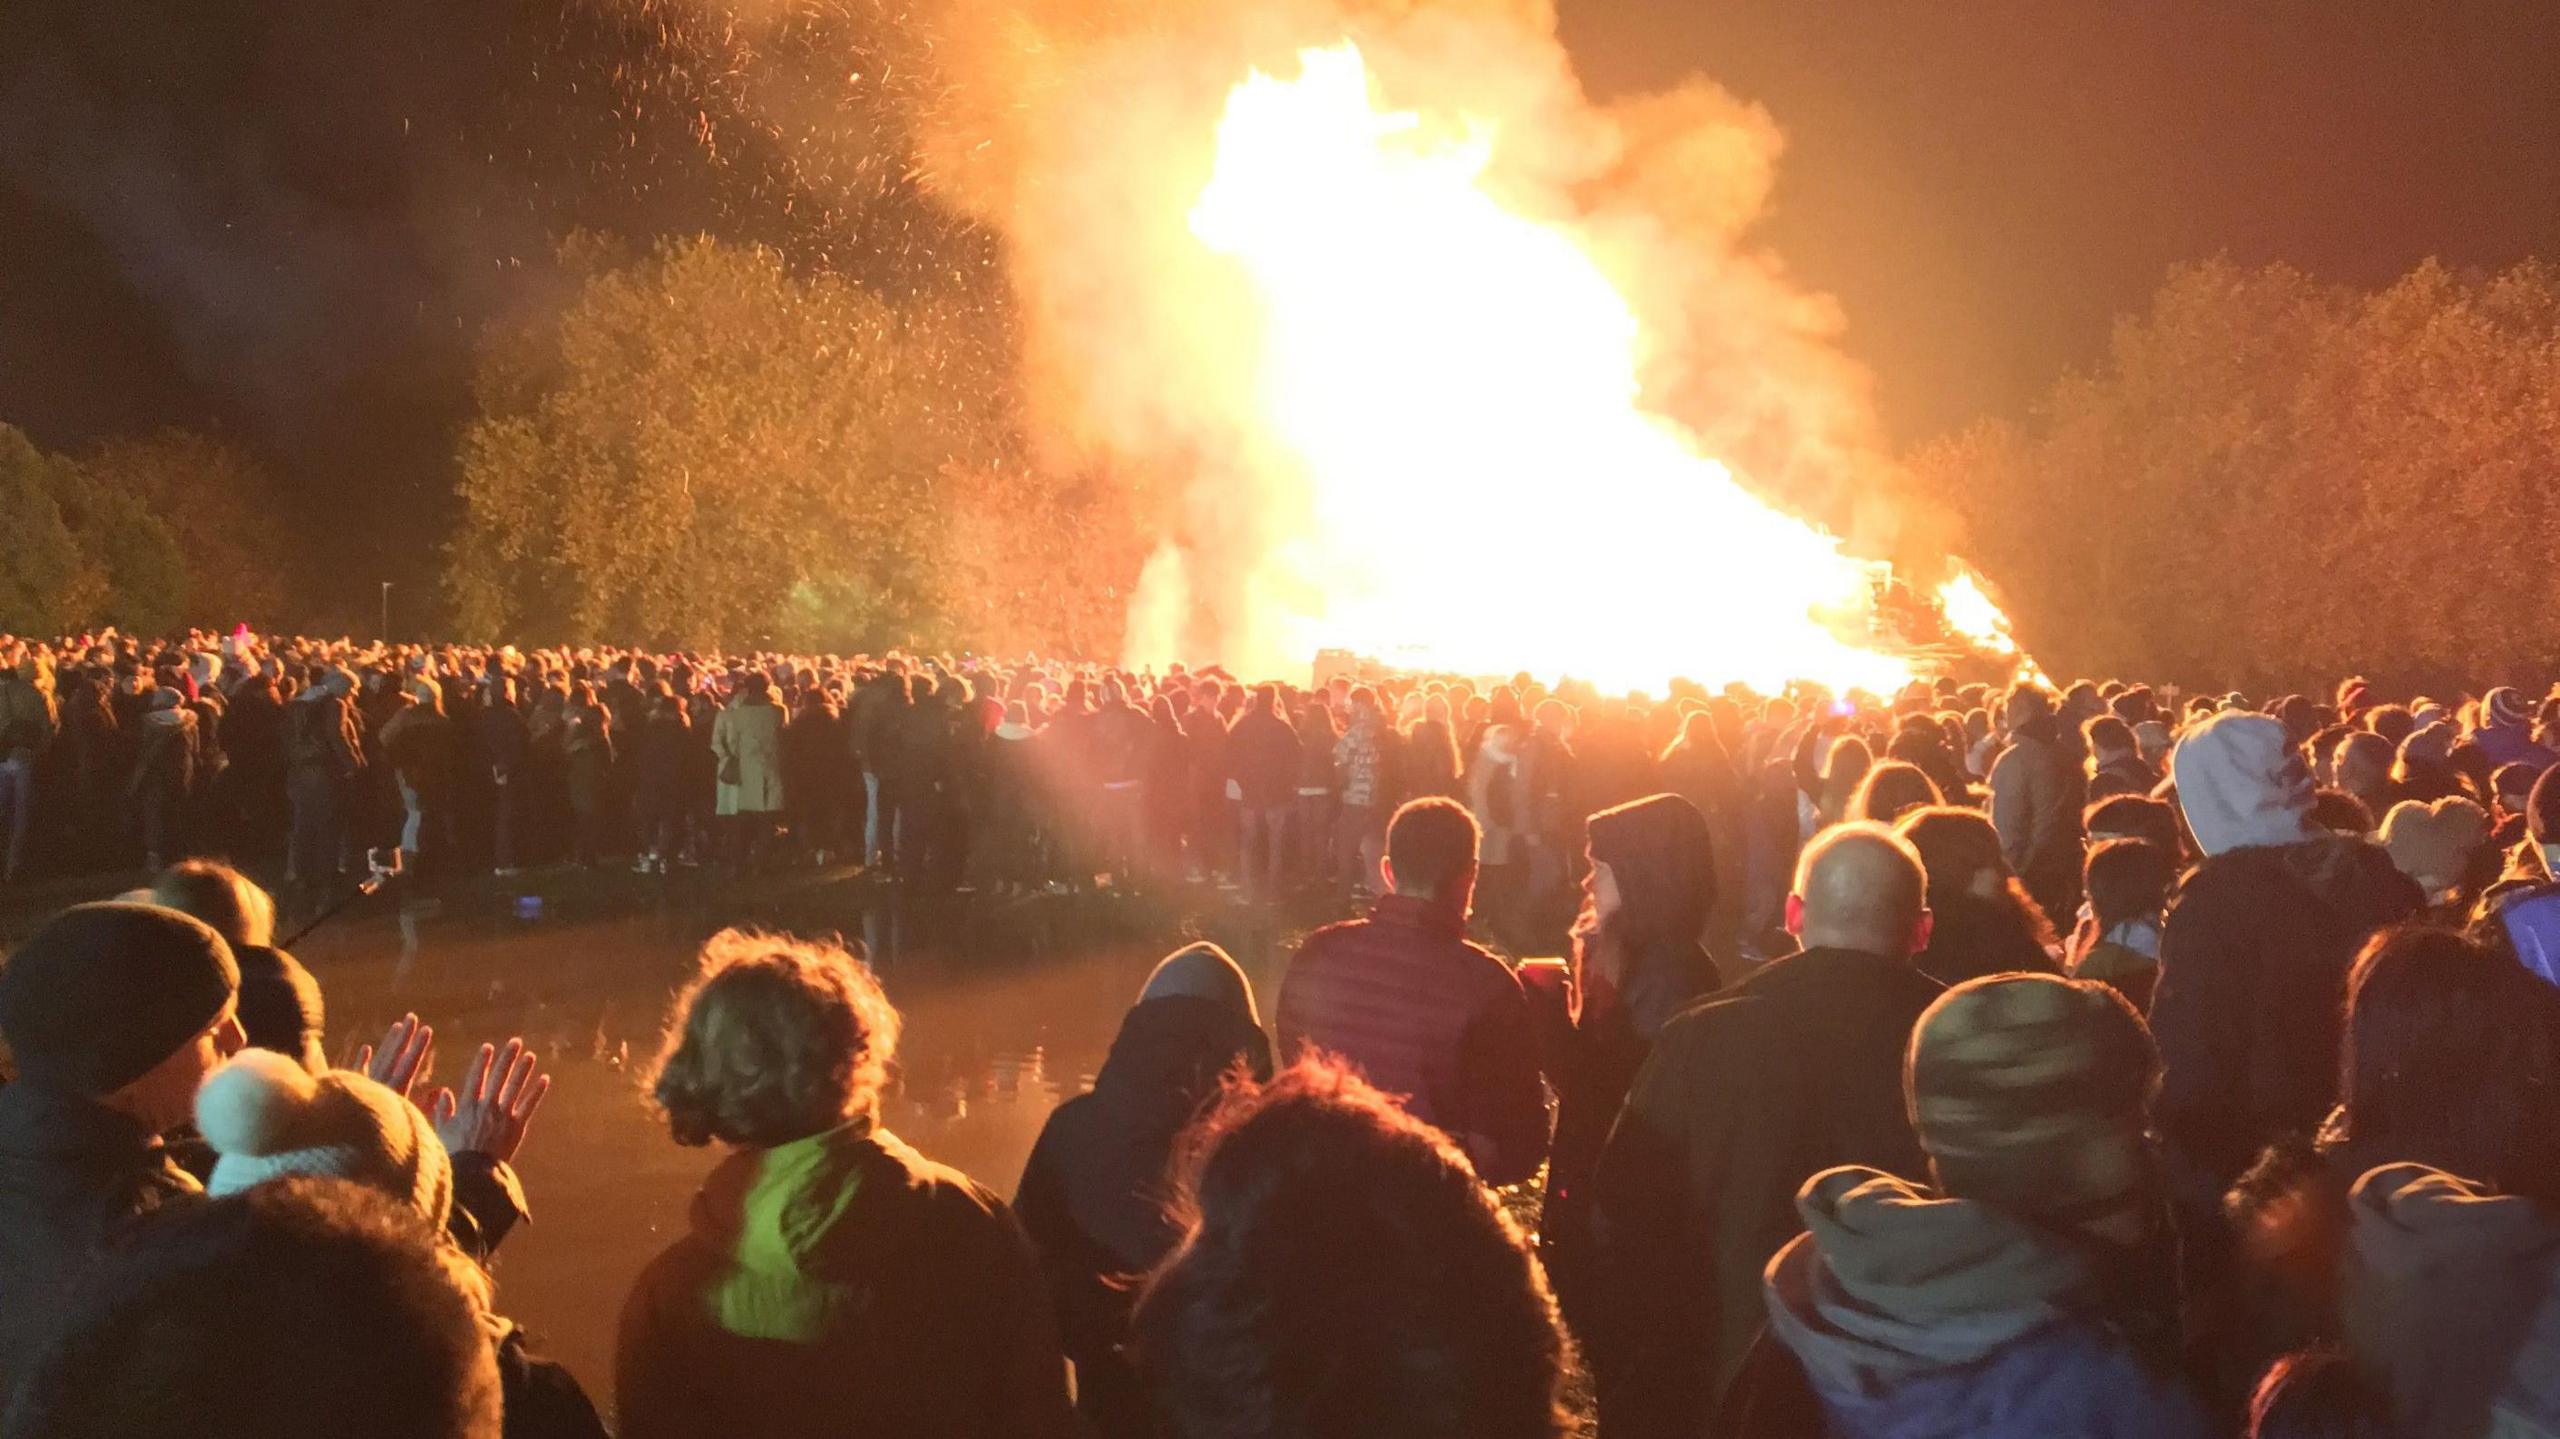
top-left (2, 0), bottom-right (2553, 614)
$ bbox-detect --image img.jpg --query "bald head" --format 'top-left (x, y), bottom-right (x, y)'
top-left (1789, 822), bottom-right (1931, 959)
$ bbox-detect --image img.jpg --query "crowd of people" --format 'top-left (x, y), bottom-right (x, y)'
top-left (5, 621), bottom-right (2560, 1436)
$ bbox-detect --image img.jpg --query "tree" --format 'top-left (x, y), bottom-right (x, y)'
top-left (446, 233), bottom-right (1144, 653)
top-left (1911, 259), bottom-right (2560, 690)
top-left (0, 423), bottom-right (188, 638)
top-left (0, 425), bottom-right (93, 636)
top-left (81, 430), bottom-right (292, 627)
top-left (448, 236), bottom-right (998, 649)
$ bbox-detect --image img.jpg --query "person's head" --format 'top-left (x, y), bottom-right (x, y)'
top-left (149, 860), bottom-right (276, 952)
top-left (2333, 926), bottom-right (2560, 1198)
top-left (1907, 973), bottom-right (2159, 1245)
top-left (1383, 798), bottom-right (1480, 911)
top-left (2083, 714), bottom-right (2137, 764)
top-left (1847, 760), bottom-right (1941, 825)
top-left (3, 1179), bottom-right (501, 1439)
top-left (2532, 765), bottom-right (2560, 876)
top-left (2246, 1346), bottom-right (2396, 1439)
top-left (2084, 837), bottom-right (2175, 933)
top-left (1134, 1058), bottom-right (1568, 1439)
top-left (2375, 796), bottom-right (2491, 905)
top-left (648, 930), bottom-right (902, 1149)
top-left (2331, 730), bottom-right (2394, 798)
top-left (2307, 788), bottom-right (2375, 837)
top-left (2365, 703), bottom-right (2415, 747)
top-left (1787, 822), bottom-right (1931, 960)
top-left (1137, 942), bottom-right (1263, 1028)
top-left (2002, 681), bottom-right (2055, 731)
top-left (2085, 793), bottom-right (2182, 856)
top-left (0, 903), bottom-right (244, 1133)
top-left (197, 1049), bottom-right (455, 1228)
top-left (1581, 793), bottom-right (1714, 951)
top-left (2172, 710), bottom-right (2319, 858)
top-left (1894, 806), bottom-right (2012, 905)
top-left (2482, 685), bottom-right (2532, 733)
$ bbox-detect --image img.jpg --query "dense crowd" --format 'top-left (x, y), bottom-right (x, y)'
top-left (4, 624), bottom-right (2560, 1437)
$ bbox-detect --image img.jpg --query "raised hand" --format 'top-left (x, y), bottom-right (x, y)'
top-left (430, 1038), bottom-right (552, 1166)
top-left (356, 1014), bottom-right (435, 1103)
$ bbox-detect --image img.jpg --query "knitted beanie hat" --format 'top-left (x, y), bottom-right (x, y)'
top-left (197, 1050), bottom-right (454, 1230)
top-left (231, 946), bottom-right (327, 1072)
top-left (0, 903), bottom-right (240, 1096)
top-left (2485, 686), bottom-right (2530, 729)
top-left (1906, 973), bottom-right (2159, 1243)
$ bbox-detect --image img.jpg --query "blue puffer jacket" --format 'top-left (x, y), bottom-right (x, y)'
top-left (1762, 1167), bottom-right (2214, 1439)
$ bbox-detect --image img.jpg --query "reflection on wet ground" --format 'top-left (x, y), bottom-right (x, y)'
top-left (267, 867), bottom-right (1321, 1396)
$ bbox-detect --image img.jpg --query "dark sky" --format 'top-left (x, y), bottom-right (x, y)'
top-left (2, 0), bottom-right (2554, 610)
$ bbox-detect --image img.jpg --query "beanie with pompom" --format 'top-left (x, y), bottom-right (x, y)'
top-left (196, 1049), bottom-right (452, 1228)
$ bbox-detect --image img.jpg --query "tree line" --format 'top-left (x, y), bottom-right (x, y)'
top-left (1910, 258), bottom-right (2560, 691)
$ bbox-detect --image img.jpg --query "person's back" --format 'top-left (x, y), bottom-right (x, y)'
top-left (1986, 684), bottom-right (2087, 928)
top-left (2153, 713), bottom-right (2421, 1213)
top-left (1591, 823), bottom-right (1943, 1437)
top-left (1274, 799), bottom-right (1547, 1185)
top-left (621, 1123), bottom-right (1064, 1439)
top-left (618, 929), bottom-right (1069, 1439)
top-left (0, 904), bottom-right (244, 1398)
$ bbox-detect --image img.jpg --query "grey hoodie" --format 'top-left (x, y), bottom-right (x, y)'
top-left (2343, 1163), bottom-right (2560, 1439)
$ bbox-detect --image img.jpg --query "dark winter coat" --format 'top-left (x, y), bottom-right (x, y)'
top-left (1274, 894), bottom-right (1550, 1185)
top-left (1016, 994), bottom-right (1273, 1436)
top-left (2151, 835), bottom-right (2421, 1216)
top-left (1223, 707), bottom-right (1301, 810)
top-left (617, 1120), bottom-right (1073, 1439)
top-left (380, 703), bottom-right (458, 796)
top-left (1589, 947), bottom-right (1943, 1439)
top-left (1987, 717), bottom-right (2086, 920)
top-left (286, 689), bottom-right (364, 782)
top-left (0, 1083), bottom-right (203, 1403)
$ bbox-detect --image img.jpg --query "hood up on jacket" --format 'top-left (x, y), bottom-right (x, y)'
top-left (2172, 711), bottom-right (2321, 858)
top-left (1585, 792), bottom-right (1722, 1036)
top-left (1763, 1167), bottom-right (2209, 1439)
top-left (2342, 1162), bottom-right (2560, 1439)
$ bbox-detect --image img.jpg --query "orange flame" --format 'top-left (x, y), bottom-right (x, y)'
top-left (1164, 44), bottom-right (1918, 692)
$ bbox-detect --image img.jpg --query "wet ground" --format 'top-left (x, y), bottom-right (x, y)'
top-left (4, 863), bottom-right (1333, 1400)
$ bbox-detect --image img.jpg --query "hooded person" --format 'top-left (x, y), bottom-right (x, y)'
top-left (1014, 945), bottom-right (1274, 1436)
top-left (1736, 975), bottom-right (2208, 1439)
top-left (2471, 685), bottom-right (2558, 771)
top-left (1541, 794), bottom-right (1726, 1337)
top-left (2337, 1164), bottom-right (2560, 1439)
top-left (193, 1050), bottom-right (607, 1439)
top-left (0, 903), bottom-right (245, 1397)
top-left (2152, 712), bottom-right (2421, 1267)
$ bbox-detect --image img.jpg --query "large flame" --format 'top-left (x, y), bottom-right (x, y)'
top-left (1168, 44), bottom-right (1917, 693)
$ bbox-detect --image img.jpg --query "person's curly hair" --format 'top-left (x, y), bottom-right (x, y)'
top-left (1134, 1057), bottom-right (1569, 1439)
top-left (647, 929), bottom-right (902, 1148)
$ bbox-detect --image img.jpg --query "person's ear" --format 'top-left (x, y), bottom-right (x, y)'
top-left (1784, 893), bottom-right (1806, 937)
top-left (1379, 856), bottom-right (1397, 895)
top-left (1911, 907), bottom-right (1935, 955)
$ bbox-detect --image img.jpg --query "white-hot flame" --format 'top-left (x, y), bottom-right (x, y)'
top-left (1936, 567), bottom-right (2019, 656)
top-left (1172, 44), bottom-right (1921, 692)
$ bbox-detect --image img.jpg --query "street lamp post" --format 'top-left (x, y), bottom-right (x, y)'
top-left (380, 582), bottom-right (392, 643)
